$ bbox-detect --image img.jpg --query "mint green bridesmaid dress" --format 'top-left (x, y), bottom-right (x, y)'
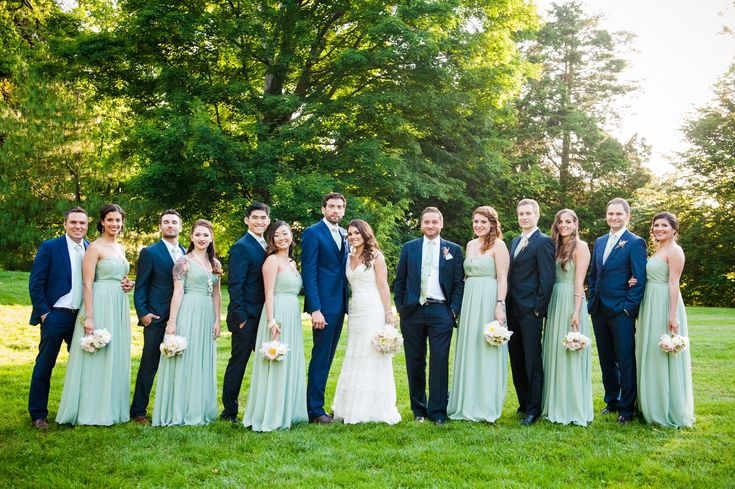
top-left (243, 271), bottom-right (308, 431)
top-left (635, 256), bottom-right (694, 428)
top-left (541, 260), bottom-right (594, 426)
top-left (153, 260), bottom-right (218, 426)
top-left (56, 257), bottom-right (131, 425)
top-left (448, 256), bottom-right (507, 422)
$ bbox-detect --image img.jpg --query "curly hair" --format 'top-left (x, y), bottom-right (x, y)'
top-left (473, 206), bottom-right (503, 254)
top-left (348, 219), bottom-right (381, 269)
top-left (550, 209), bottom-right (579, 271)
top-left (186, 219), bottom-right (222, 275)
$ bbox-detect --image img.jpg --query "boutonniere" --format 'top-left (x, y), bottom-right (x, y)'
top-left (519, 238), bottom-right (529, 252)
top-left (443, 247), bottom-right (453, 260)
top-left (616, 240), bottom-right (628, 250)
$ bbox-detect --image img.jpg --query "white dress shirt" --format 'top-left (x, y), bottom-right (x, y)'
top-left (248, 230), bottom-right (267, 250)
top-left (422, 236), bottom-right (446, 301)
top-left (322, 218), bottom-right (343, 250)
top-left (54, 235), bottom-right (85, 309)
top-left (603, 227), bottom-right (627, 263)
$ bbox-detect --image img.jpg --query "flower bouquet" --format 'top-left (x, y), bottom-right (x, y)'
top-left (658, 334), bottom-right (689, 354)
top-left (371, 325), bottom-right (404, 356)
top-left (80, 329), bottom-right (112, 353)
top-left (160, 334), bottom-right (188, 358)
top-left (483, 321), bottom-right (512, 346)
top-left (261, 340), bottom-right (289, 362)
top-left (562, 331), bottom-right (592, 351)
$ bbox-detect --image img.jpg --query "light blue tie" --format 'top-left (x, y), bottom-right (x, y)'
top-left (71, 244), bottom-right (84, 308)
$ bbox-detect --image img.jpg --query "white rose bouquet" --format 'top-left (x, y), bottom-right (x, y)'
top-left (483, 321), bottom-right (512, 346)
top-left (659, 334), bottom-right (689, 354)
top-left (160, 334), bottom-right (188, 358)
top-left (80, 329), bottom-right (112, 353)
top-left (261, 340), bottom-right (289, 362)
top-left (372, 325), bottom-right (404, 356)
top-left (562, 331), bottom-right (591, 351)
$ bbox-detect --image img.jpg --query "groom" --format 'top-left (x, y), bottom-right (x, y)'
top-left (394, 207), bottom-right (464, 424)
top-left (302, 192), bottom-right (349, 424)
top-left (588, 197), bottom-right (647, 424)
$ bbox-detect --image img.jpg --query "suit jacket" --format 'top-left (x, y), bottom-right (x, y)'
top-left (507, 229), bottom-right (556, 315)
top-left (393, 237), bottom-right (465, 320)
top-left (226, 232), bottom-right (267, 331)
top-left (133, 240), bottom-right (186, 327)
top-left (301, 220), bottom-right (349, 316)
top-left (587, 229), bottom-right (647, 317)
top-left (28, 235), bottom-right (89, 325)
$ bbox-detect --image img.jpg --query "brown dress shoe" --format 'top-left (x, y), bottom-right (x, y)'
top-left (33, 418), bottom-right (49, 430)
top-left (309, 414), bottom-right (333, 424)
top-left (132, 415), bottom-right (150, 425)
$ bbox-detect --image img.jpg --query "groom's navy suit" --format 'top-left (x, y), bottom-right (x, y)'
top-left (588, 229), bottom-right (647, 417)
top-left (130, 239), bottom-right (186, 417)
top-left (507, 229), bottom-right (555, 418)
top-left (28, 235), bottom-right (88, 420)
top-left (221, 232), bottom-right (267, 418)
top-left (394, 237), bottom-right (464, 421)
top-left (302, 220), bottom-right (349, 418)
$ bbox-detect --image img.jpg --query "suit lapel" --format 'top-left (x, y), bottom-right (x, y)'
top-left (318, 220), bottom-right (342, 256)
top-left (156, 240), bottom-right (175, 266)
top-left (245, 233), bottom-right (266, 256)
top-left (58, 237), bottom-right (72, 284)
top-left (604, 230), bottom-right (628, 266)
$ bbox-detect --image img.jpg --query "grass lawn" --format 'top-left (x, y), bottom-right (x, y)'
top-left (0, 269), bottom-right (733, 488)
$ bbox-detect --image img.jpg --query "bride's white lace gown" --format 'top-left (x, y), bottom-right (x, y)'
top-left (331, 255), bottom-right (402, 424)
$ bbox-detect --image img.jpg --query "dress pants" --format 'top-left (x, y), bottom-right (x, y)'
top-left (221, 316), bottom-right (259, 418)
top-left (307, 312), bottom-right (345, 418)
top-left (507, 303), bottom-right (544, 417)
top-left (130, 321), bottom-right (167, 417)
top-left (592, 310), bottom-right (637, 416)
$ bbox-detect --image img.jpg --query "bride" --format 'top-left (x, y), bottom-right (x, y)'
top-left (331, 219), bottom-right (401, 424)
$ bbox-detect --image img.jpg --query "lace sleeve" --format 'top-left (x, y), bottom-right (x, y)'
top-left (172, 257), bottom-right (189, 282)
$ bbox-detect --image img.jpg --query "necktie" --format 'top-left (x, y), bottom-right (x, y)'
top-left (513, 235), bottom-right (528, 259)
top-left (71, 244), bottom-right (84, 309)
top-left (419, 240), bottom-right (436, 305)
top-left (602, 234), bottom-right (617, 264)
top-left (258, 238), bottom-right (267, 250)
top-left (170, 246), bottom-right (181, 263)
top-left (331, 227), bottom-right (342, 250)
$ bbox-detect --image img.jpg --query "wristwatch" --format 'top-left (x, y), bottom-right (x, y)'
top-left (497, 300), bottom-right (506, 305)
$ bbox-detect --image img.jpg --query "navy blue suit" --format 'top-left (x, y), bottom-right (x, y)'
top-left (588, 229), bottom-right (647, 416)
top-left (130, 239), bottom-right (185, 417)
top-left (393, 237), bottom-right (464, 421)
top-left (221, 232), bottom-right (267, 418)
top-left (28, 235), bottom-right (88, 420)
top-left (302, 220), bottom-right (349, 418)
top-left (507, 229), bottom-right (555, 417)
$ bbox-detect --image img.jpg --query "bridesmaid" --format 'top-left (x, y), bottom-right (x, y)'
top-left (153, 219), bottom-right (221, 426)
top-left (541, 209), bottom-right (594, 426)
top-left (448, 206), bottom-right (509, 422)
top-left (56, 204), bottom-right (133, 425)
top-left (243, 221), bottom-right (308, 431)
top-left (635, 212), bottom-right (694, 428)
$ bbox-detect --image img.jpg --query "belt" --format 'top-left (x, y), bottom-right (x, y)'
top-left (53, 307), bottom-right (79, 314)
top-left (423, 299), bottom-right (446, 305)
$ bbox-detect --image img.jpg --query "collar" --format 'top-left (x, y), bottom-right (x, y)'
top-left (163, 240), bottom-right (181, 253)
top-left (322, 218), bottom-right (340, 232)
top-left (610, 227), bottom-right (627, 240)
top-left (522, 227), bottom-right (538, 239)
top-left (247, 230), bottom-right (266, 243)
top-left (422, 236), bottom-right (441, 246)
top-left (65, 234), bottom-right (84, 250)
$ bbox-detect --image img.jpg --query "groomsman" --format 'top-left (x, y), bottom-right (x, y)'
top-left (507, 199), bottom-right (555, 425)
top-left (220, 202), bottom-right (270, 422)
top-left (130, 209), bottom-right (185, 423)
top-left (393, 207), bottom-right (464, 424)
top-left (588, 197), bottom-right (647, 424)
top-left (28, 207), bottom-right (90, 430)
top-left (302, 192), bottom-right (349, 424)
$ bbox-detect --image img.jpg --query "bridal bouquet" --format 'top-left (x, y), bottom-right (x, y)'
top-left (80, 329), bottom-right (112, 353)
top-left (372, 325), bottom-right (403, 356)
top-left (659, 334), bottom-right (689, 354)
top-left (160, 334), bottom-right (188, 358)
top-left (483, 321), bottom-right (512, 346)
top-left (562, 331), bottom-right (592, 351)
top-left (261, 340), bottom-right (289, 362)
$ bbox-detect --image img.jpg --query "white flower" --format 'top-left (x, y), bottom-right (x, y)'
top-left (483, 321), bottom-right (513, 346)
top-left (372, 325), bottom-right (404, 356)
top-left (562, 331), bottom-right (591, 351)
top-left (160, 334), bottom-right (188, 358)
top-left (261, 340), bottom-right (289, 362)
top-left (659, 334), bottom-right (689, 354)
top-left (79, 329), bottom-right (112, 354)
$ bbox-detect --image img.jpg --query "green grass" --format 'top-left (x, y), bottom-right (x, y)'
top-left (0, 269), bottom-right (733, 488)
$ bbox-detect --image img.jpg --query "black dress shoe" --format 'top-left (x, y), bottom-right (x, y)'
top-left (32, 418), bottom-right (49, 430)
top-left (617, 415), bottom-right (635, 424)
top-left (520, 414), bottom-right (538, 425)
top-left (433, 418), bottom-right (448, 425)
top-left (309, 414), bottom-right (333, 424)
top-left (600, 407), bottom-right (617, 415)
top-left (414, 415), bottom-right (426, 422)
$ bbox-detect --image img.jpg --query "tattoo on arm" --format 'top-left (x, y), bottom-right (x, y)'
top-left (173, 257), bottom-right (188, 282)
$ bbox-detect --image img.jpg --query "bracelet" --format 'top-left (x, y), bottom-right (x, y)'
top-left (497, 300), bottom-right (505, 305)
top-left (574, 294), bottom-right (583, 298)
top-left (268, 319), bottom-right (278, 327)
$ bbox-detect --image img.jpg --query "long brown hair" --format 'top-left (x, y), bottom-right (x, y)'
top-left (348, 219), bottom-right (381, 269)
top-left (473, 206), bottom-right (503, 254)
top-left (265, 221), bottom-right (295, 258)
top-left (551, 209), bottom-right (579, 271)
top-left (650, 211), bottom-right (680, 249)
top-left (186, 219), bottom-right (222, 275)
